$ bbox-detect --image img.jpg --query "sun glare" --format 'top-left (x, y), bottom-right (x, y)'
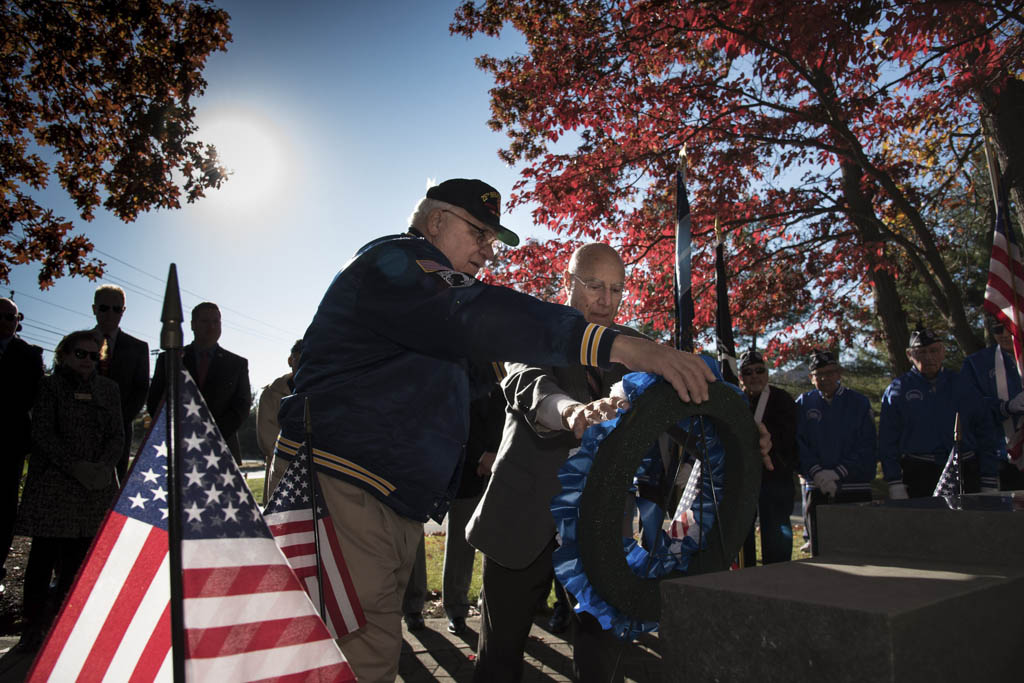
top-left (199, 112), bottom-right (289, 207)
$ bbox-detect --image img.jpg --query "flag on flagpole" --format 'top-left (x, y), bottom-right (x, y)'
top-left (27, 369), bottom-right (354, 682)
top-left (668, 459), bottom-right (701, 540)
top-left (983, 187), bottom-right (1024, 469)
top-left (933, 446), bottom-right (962, 497)
top-left (674, 151), bottom-right (695, 352)
top-left (264, 447), bottom-right (365, 639)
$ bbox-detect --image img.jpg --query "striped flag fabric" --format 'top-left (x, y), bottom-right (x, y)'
top-left (263, 447), bottom-right (365, 639)
top-left (983, 188), bottom-right (1024, 468)
top-left (27, 368), bottom-right (354, 682)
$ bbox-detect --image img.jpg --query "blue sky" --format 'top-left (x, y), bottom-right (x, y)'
top-left (9, 1), bottom-right (544, 392)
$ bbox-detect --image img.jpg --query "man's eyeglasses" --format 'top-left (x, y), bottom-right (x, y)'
top-left (740, 366), bottom-right (767, 376)
top-left (570, 273), bottom-right (626, 297)
top-left (73, 349), bottom-right (100, 361)
top-left (1, 312), bottom-right (24, 322)
top-left (440, 210), bottom-right (498, 248)
top-left (96, 304), bottom-right (124, 313)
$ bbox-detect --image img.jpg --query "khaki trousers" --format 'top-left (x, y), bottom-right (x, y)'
top-left (319, 475), bottom-right (423, 682)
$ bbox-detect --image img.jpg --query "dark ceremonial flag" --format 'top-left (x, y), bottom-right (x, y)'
top-left (714, 224), bottom-right (738, 385)
top-left (674, 151), bottom-right (695, 352)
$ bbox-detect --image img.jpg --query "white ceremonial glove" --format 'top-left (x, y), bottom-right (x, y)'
top-left (812, 469), bottom-right (836, 486)
top-left (888, 482), bottom-right (909, 500)
top-left (812, 469), bottom-right (839, 497)
top-left (1005, 391), bottom-right (1024, 416)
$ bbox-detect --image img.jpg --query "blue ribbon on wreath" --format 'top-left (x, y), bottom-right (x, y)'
top-left (550, 366), bottom-right (733, 641)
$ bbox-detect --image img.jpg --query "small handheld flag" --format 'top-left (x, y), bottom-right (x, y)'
top-left (264, 445), bottom-right (365, 639)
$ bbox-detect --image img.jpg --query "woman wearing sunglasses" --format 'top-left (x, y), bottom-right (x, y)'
top-left (13, 330), bottom-right (123, 654)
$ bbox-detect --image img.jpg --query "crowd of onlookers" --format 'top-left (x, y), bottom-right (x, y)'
top-left (1, 287), bottom-right (250, 654)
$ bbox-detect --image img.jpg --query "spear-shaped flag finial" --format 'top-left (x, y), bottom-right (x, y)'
top-left (160, 263), bottom-right (184, 352)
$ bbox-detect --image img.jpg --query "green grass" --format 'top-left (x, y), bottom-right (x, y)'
top-left (249, 477), bottom-right (814, 615)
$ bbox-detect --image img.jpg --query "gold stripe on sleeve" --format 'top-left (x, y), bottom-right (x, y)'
top-left (588, 325), bottom-right (606, 366)
top-left (580, 323), bottom-right (596, 366)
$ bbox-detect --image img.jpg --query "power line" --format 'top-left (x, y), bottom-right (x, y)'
top-left (12, 291), bottom-right (94, 320)
top-left (18, 333), bottom-right (55, 352)
top-left (21, 321), bottom-right (65, 337)
top-left (100, 272), bottom-right (165, 303)
top-left (93, 247), bottom-right (298, 337)
top-left (13, 290), bottom-right (155, 344)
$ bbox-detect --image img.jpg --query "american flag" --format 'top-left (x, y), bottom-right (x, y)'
top-left (264, 447), bottom-right (364, 639)
top-left (27, 369), bottom-right (354, 682)
top-left (932, 446), bottom-right (961, 497)
top-left (668, 459), bottom-right (701, 540)
top-left (983, 188), bottom-right (1024, 467)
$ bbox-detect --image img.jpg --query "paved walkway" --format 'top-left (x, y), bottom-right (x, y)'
top-left (398, 615), bottom-right (662, 682)
top-left (0, 616), bottom-right (661, 682)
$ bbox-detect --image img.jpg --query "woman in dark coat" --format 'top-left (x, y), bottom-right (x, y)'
top-left (15, 329), bottom-right (123, 650)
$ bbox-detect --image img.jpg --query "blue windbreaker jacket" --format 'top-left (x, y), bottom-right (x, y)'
top-left (878, 367), bottom-right (999, 489)
top-left (276, 231), bottom-right (618, 523)
top-left (796, 384), bottom-right (877, 493)
top-left (960, 345), bottom-right (1021, 462)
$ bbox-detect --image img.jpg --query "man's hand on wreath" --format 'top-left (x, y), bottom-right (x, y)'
top-left (609, 336), bottom-right (715, 404)
top-left (562, 396), bottom-right (630, 439)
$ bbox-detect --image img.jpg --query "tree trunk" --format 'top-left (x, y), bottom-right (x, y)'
top-left (979, 76), bottom-right (1024, 231)
top-left (840, 162), bottom-right (911, 374)
top-left (817, 71), bottom-right (983, 357)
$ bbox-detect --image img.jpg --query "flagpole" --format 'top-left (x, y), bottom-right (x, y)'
top-left (675, 146), bottom-right (695, 353)
top-left (304, 396), bottom-right (327, 621)
top-left (714, 218), bottom-right (739, 385)
top-left (160, 264), bottom-right (187, 683)
top-left (953, 413), bottom-right (963, 496)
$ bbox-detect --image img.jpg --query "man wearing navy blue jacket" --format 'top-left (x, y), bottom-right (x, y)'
top-left (880, 327), bottom-right (999, 499)
top-left (797, 350), bottom-right (877, 555)
top-left (275, 178), bottom-right (717, 681)
top-left (960, 316), bottom-right (1024, 491)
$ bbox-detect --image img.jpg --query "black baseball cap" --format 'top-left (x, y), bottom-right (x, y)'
top-left (809, 350), bottom-right (838, 372)
top-left (909, 325), bottom-right (941, 348)
top-left (426, 178), bottom-right (520, 247)
top-left (739, 349), bottom-right (764, 368)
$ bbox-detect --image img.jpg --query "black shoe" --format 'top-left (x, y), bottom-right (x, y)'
top-left (547, 603), bottom-right (570, 634)
top-left (404, 612), bottom-right (425, 631)
top-left (446, 616), bottom-right (467, 635)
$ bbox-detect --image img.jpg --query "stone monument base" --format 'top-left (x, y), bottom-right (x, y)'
top-left (660, 493), bottom-right (1024, 682)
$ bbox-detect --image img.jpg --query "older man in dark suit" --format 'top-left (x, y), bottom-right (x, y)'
top-left (467, 243), bottom-right (644, 683)
top-left (0, 297), bottom-right (44, 589)
top-left (92, 285), bottom-right (150, 481)
top-left (148, 302), bottom-right (251, 464)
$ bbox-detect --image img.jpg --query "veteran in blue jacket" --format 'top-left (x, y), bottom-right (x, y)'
top-left (274, 178), bottom-right (717, 681)
top-left (796, 350), bottom-right (877, 555)
top-left (960, 316), bottom-right (1024, 491)
top-left (880, 327), bottom-right (999, 499)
